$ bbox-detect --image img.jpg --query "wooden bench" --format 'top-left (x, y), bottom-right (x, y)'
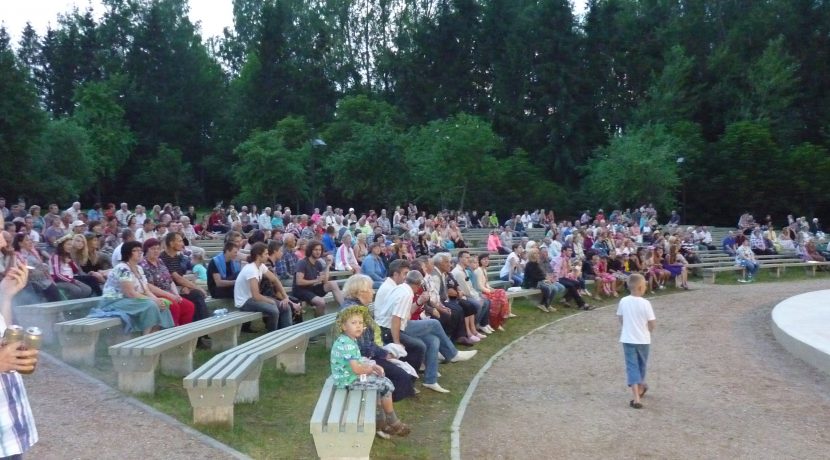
top-left (506, 288), bottom-right (542, 308)
top-left (55, 317), bottom-right (125, 365)
top-left (109, 311), bottom-right (263, 394)
top-left (16, 297), bottom-right (103, 344)
top-left (184, 313), bottom-right (337, 426)
top-left (310, 377), bottom-right (377, 460)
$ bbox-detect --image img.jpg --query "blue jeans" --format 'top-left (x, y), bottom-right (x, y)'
top-left (241, 298), bottom-right (293, 331)
top-left (500, 273), bottom-right (524, 287)
top-left (623, 343), bottom-right (650, 386)
top-left (537, 281), bottom-right (565, 307)
top-left (403, 319), bottom-right (458, 384)
top-left (739, 259), bottom-right (758, 277)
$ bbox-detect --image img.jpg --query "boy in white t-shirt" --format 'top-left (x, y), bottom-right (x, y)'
top-left (616, 273), bottom-right (655, 409)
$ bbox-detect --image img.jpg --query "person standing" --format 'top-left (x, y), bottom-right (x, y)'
top-left (617, 274), bottom-right (655, 409)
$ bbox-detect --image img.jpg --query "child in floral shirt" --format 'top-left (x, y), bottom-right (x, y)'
top-left (331, 306), bottom-right (410, 437)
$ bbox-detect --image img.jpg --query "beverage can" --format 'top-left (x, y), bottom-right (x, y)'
top-left (17, 327), bottom-right (41, 375)
top-left (3, 325), bottom-right (24, 346)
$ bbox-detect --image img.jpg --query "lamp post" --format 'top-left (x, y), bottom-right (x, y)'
top-left (676, 157), bottom-right (686, 224)
top-left (310, 138), bottom-right (326, 210)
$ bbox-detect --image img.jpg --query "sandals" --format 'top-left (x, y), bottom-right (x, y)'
top-left (382, 420), bottom-right (411, 437)
top-left (629, 400), bottom-right (643, 409)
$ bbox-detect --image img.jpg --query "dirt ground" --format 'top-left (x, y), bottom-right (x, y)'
top-left (460, 279), bottom-right (830, 459)
top-left (23, 354), bottom-right (244, 460)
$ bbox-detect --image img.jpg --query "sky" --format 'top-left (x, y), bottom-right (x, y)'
top-left (1, 0), bottom-right (235, 42)
top-left (1, 0), bottom-right (588, 44)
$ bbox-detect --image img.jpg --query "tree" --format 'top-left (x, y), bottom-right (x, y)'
top-left (72, 78), bottom-right (135, 200)
top-left (0, 27), bottom-right (46, 196)
top-left (582, 124), bottom-right (682, 214)
top-left (232, 127), bottom-right (308, 208)
top-left (405, 113), bottom-right (503, 210)
top-left (31, 119), bottom-right (95, 203)
top-left (131, 143), bottom-right (197, 205)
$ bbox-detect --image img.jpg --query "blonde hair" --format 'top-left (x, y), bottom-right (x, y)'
top-left (527, 248), bottom-right (540, 263)
top-left (343, 274), bottom-right (372, 300)
top-left (627, 273), bottom-right (646, 291)
top-left (70, 234), bottom-right (89, 266)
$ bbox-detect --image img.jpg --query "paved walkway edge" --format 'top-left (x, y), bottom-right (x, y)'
top-left (39, 351), bottom-right (253, 460)
top-left (450, 307), bottom-right (612, 460)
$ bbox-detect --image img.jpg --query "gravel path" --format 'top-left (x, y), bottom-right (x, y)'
top-left (22, 353), bottom-right (245, 460)
top-left (460, 280), bottom-right (830, 459)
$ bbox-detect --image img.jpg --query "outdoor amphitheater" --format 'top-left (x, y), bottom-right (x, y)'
top-left (13, 225), bottom-right (830, 460)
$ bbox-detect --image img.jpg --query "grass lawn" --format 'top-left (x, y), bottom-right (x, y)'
top-left (44, 269), bottom-right (829, 459)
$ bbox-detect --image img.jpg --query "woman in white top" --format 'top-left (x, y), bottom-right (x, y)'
top-left (335, 233), bottom-right (361, 274)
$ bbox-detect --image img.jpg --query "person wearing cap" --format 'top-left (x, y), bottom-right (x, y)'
top-left (70, 220), bottom-right (87, 235)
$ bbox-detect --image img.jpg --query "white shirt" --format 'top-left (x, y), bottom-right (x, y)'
top-left (617, 295), bottom-right (655, 344)
top-left (111, 243), bottom-right (124, 267)
top-left (373, 278), bottom-right (399, 328)
top-left (234, 262), bottom-right (268, 308)
top-left (499, 252), bottom-right (522, 278)
top-left (134, 212), bottom-right (147, 225)
top-left (28, 229), bottom-right (41, 243)
top-left (375, 282), bottom-right (414, 331)
top-left (258, 213), bottom-right (272, 231)
top-left (335, 243), bottom-right (359, 271)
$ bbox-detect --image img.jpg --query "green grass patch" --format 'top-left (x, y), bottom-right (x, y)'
top-left (44, 286), bottom-right (714, 459)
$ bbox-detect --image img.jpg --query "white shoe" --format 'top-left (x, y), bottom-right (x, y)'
top-left (423, 382), bottom-right (450, 393)
top-left (451, 350), bottom-right (477, 362)
top-left (436, 371), bottom-right (442, 378)
top-left (497, 325), bottom-right (505, 332)
top-left (536, 304), bottom-right (549, 313)
top-left (508, 313), bottom-right (518, 318)
top-left (484, 325), bottom-right (495, 334)
top-left (437, 352), bottom-right (446, 361)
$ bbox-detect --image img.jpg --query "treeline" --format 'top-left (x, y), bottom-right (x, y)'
top-left (2, 0), bottom-right (830, 224)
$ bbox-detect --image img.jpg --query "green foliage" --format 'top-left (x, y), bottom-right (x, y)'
top-left (405, 113), bottom-right (503, 210)
top-left (31, 119), bottom-right (95, 203)
top-left (232, 127), bottom-right (308, 206)
top-left (582, 124), bottom-right (682, 214)
top-left (132, 143), bottom-right (198, 205)
top-left (786, 143), bottom-right (830, 217)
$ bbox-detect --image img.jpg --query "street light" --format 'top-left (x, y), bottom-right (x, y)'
top-left (676, 157), bottom-right (686, 224)
top-left (310, 138), bottom-right (326, 210)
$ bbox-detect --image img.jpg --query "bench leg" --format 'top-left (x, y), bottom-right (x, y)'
top-left (276, 338), bottom-right (309, 374)
top-left (188, 386), bottom-right (238, 427)
top-left (59, 331), bottom-right (101, 366)
top-left (703, 272), bottom-right (716, 284)
top-left (160, 339), bottom-right (197, 376)
top-left (236, 362), bottom-right (263, 403)
top-left (210, 325), bottom-right (241, 351)
top-left (112, 355), bottom-right (160, 394)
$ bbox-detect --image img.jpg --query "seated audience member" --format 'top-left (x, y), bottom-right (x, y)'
top-left (803, 240), bottom-right (827, 263)
top-left (335, 233), bottom-right (360, 274)
top-left (340, 274), bottom-right (416, 401)
top-left (437, 253), bottom-right (480, 345)
top-left (274, 233), bottom-right (299, 280)
top-left (81, 232), bottom-right (111, 274)
top-left (722, 231), bottom-right (737, 256)
top-left (551, 246), bottom-right (593, 310)
top-left (361, 242), bottom-right (387, 289)
top-left (43, 216), bottom-right (66, 251)
top-left (160, 232), bottom-right (210, 324)
top-left (292, 241), bottom-right (345, 316)
top-left (207, 242), bottom-right (241, 299)
top-left (354, 233), bottom-right (369, 265)
top-left (523, 248), bottom-right (565, 312)
top-left (420, 255), bottom-right (467, 345)
top-left (452, 251), bottom-right (493, 336)
top-left (472, 254), bottom-right (512, 326)
top-left (735, 239), bottom-right (759, 282)
top-left (13, 232), bottom-right (63, 302)
top-left (499, 243), bottom-right (526, 286)
top-left (233, 242), bottom-right (294, 331)
top-left (750, 228), bottom-right (776, 255)
top-left (66, 234), bottom-right (104, 295)
top-left (139, 238), bottom-right (195, 327)
top-left (663, 245), bottom-right (689, 290)
top-left (322, 225), bottom-right (337, 255)
top-left (87, 241), bottom-right (174, 335)
top-left (111, 229), bottom-right (135, 267)
top-left (50, 234), bottom-right (94, 299)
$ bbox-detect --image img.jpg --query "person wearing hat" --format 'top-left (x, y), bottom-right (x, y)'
top-left (71, 220), bottom-right (87, 234)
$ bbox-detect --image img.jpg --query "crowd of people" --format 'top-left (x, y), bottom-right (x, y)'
top-left (2, 195), bottom-right (829, 443)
